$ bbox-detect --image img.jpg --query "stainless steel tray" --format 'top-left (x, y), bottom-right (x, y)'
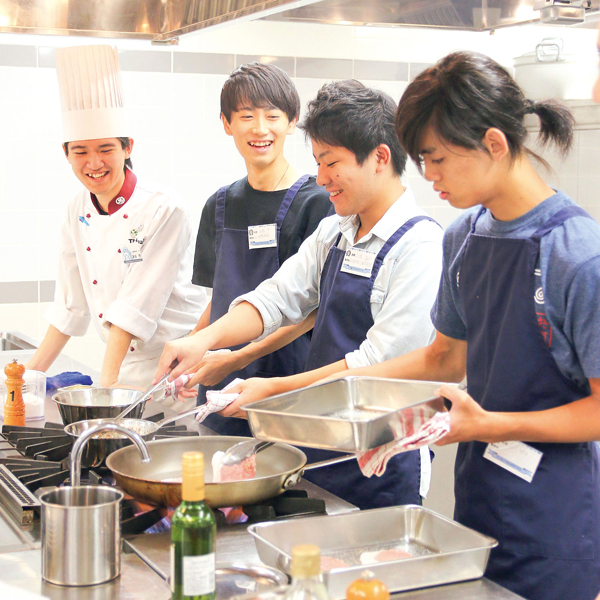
top-left (245, 377), bottom-right (453, 452)
top-left (249, 505), bottom-right (497, 599)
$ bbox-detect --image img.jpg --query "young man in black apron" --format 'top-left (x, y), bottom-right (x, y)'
top-left (157, 81), bottom-right (443, 509)
top-left (190, 63), bottom-right (333, 437)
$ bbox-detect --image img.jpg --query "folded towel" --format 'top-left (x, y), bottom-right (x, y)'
top-left (46, 371), bottom-right (93, 391)
top-left (195, 378), bottom-right (244, 422)
top-left (357, 409), bottom-right (451, 477)
top-left (163, 373), bottom-right (193, 398)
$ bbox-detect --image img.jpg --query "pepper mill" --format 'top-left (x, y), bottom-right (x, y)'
top-left (4, 360), bottom-right (26, 426)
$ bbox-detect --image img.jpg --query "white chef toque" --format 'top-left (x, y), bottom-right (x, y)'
top-left (56, 45), bottom-right (128, 143)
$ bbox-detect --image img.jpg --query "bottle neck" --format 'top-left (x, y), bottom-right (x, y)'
top-left (181, 470), bottom-right (205, 502)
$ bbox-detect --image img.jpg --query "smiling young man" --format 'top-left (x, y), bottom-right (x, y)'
top-left (190, 62), bottom-right (332, 437)
top-left (156, 80), bottom-right (443, 509)
top-left (26, 45), bottom-right (206, 389)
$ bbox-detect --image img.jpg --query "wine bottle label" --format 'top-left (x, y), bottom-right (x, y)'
top-left (183, 552), bottom-right (215, 596)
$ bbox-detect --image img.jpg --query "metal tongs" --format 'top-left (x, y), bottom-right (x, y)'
top-left (221, 439), bottom-right (274, 467)
top-left (112, 359), bottom-right (180, 422)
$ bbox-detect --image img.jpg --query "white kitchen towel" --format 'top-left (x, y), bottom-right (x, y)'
top-left (195, 378), bottom-right (244, 422)
top-left (163, 373), bottom-right (193, 399)
top-left (357, 409), bottom-right (451, 477)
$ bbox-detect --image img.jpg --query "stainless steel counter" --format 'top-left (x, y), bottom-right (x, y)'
top-left (0, 385), bottom-right (524, 599)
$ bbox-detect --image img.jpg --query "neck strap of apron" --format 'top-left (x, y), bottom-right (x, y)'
top-left (531, 205), bottom-right (592, 241)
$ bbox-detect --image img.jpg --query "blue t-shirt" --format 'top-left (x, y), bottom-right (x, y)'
top-left (432, 191), bottom-right (600, 387)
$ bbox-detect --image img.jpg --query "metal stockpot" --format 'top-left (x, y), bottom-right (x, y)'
top-left (40, 486), bottom-right (124, 586)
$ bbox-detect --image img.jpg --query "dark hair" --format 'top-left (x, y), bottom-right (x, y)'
top-left (220, 62), bottom-right (300, 123)
top-left (63, 137), bottom-right (133, 170)
top-left (299, 80), bottom-right (407, 176)
top-left (395, 51), bottom-right (574, 171)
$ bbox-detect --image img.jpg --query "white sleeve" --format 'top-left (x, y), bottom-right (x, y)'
top-left (104, 199), bottom-right (192, 342)
top-left (345, 237), bottom-right (443, 369)
top-left (230, 224), bottom-right (327, 340)
top-left (45, 209), bottom-right (91, 336)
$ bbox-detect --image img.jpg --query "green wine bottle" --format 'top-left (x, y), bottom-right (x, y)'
top-left (171, 452), bottom-right (217, 600)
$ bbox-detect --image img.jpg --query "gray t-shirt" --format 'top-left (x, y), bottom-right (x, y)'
top-left (432, 191), bottom-right (600, 387)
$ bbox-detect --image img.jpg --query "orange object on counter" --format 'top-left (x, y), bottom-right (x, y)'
top-left (4, 360), bottom-right (26, 426)
top-left (346, 570), bottom-right (390, 600)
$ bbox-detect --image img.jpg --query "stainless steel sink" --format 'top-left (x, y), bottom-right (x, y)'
top-left (0, 332), bottom-right (37, 352)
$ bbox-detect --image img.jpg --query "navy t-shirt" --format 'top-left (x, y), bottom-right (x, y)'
top-left (193, 175), bottom-right (333, 288)
top-left (432, 191), bottom-right (600, 387)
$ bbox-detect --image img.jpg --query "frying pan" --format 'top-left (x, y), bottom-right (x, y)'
top-left (105, 436), bottom-right (352, 508)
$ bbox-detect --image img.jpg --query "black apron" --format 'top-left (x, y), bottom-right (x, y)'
top-left (456, 205), bottom-right (600, 600)
top-left (199, 176), bottom-right (310, 436)
top-left (302, 216), bottom-right (436, 510)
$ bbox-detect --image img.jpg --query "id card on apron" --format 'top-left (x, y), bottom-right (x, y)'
top-left (340, 247), bottom-right (377, 278)
top-left (248, 224), bottom-right (277, 249)
top-left (483, 441), bottom-right (543, 483)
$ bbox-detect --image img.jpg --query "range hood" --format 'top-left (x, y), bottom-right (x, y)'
top-left (0, 0), bottom-right (597, 43)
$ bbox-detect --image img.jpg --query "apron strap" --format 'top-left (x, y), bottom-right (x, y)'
top-left (214, 185), bottom-right (229, 252)
top-left (471, 206), bottom-right (487, 233)
top-left (370, 216), bottom-right (439, 284)
top-left (531, 205), bottom-right (593, 241)
top-left (275, 174), bottom-right (310, 229)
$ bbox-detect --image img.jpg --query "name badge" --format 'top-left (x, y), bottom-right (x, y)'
top-left (340, 247), bottom-right (377, 278)
top-left (248, 224), bottom-right (277, 249)
top-left (483, 441), bottom-right (543, 483)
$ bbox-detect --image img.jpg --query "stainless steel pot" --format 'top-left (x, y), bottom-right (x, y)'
top-left (106, 436), bottom-right (352, 508)
top-left (40, 486), bottom-right (124, 586)
top-left (64, 404), bottom-right (212, 467)
top-left (52, 387), bottom-right (147, 425)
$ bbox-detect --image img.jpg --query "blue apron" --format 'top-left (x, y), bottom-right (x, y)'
top-left (456, 205), bottom-right (600, 600)
top-left (200, 176), bottom-right (311, 436)
top-left (301, 216), bottom-right (436, 510)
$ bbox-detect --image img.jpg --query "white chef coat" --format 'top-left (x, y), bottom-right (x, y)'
top-left (233, 187), bottom-right (443, 369)
top-left (46, 173), bottom-right (207, 387)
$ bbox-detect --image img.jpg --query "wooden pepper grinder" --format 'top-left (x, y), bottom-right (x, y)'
top-left (4, 360), bottom-right (26, 426)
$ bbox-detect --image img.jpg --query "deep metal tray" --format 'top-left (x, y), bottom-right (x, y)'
top-left (245, 377), bottom-right (453, 452)
top-left (249, 505), bottom-right (497, 599)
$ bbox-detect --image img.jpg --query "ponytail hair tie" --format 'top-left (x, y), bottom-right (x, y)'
top-left (524, 99), bottom-right (536, 115)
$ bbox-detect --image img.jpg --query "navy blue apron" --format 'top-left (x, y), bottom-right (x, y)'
top-left (456, 205), bottom-right (600, 600)
top-left (301, 216), bottom-right (436, 511)
top-left (200, 176), bottom-right (311, 436)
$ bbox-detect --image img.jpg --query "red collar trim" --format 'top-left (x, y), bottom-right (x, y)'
top-left (90, 169), bottom-right (137, 216)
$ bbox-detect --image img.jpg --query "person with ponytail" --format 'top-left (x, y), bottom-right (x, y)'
top-left (328, 51), bottom-right (600, 600)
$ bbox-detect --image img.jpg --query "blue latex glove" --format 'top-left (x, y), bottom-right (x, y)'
top-left (46, 372), bottom-right (93, 391)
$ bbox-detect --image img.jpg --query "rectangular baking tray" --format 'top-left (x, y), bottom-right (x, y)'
top-left (245, 377), bottom-right (453, 453)
top-left (249, 505), bottom-right (497, 599)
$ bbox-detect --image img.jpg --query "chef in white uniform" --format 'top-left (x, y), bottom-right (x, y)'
top-left (26, 45), bottom-right (206, 388)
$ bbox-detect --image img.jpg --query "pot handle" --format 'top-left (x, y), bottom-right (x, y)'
top-left (536, 37), bottom-right (564, 62)
top-left (282, 454), bottom-right (355, 489)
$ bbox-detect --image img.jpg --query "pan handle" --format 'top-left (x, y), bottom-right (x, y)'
top-left (282, 454), bottom-right (355, 489)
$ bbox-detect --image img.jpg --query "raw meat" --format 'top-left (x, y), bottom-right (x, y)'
top-left (211, 450), bottom-right (257, 483)
top-left (360, 549), bottom-right (413, 564)
top-left (320, 556), bottom-right (350, 571)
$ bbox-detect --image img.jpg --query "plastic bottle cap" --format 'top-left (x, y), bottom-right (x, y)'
top-left (291, 544), bottom-right (321, 578)
top-left (181, 451), bottom-right (205, 502)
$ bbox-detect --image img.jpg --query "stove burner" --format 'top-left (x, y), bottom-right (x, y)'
top-left (0, 421), bottom-right (326, 532)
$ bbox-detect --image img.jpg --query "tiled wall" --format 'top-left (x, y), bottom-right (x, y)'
top-left (0, 20), bottom-right (597, 368)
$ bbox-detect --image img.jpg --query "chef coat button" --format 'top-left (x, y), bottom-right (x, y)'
top-left (86, 247), bottom-right (91, 251)
top-left (117, 249), bottom-right (121, 253)
top-left (92, 280), bottom-right (97, 285)
top-left (86, 214), bottom-right (91, 219)
top-left (99, 313), bottom-right (103, 318)
top-left (123, 214), bottom-right (128, 219)
top-left (130, 347), bottom-right (135, 352)
top-left (116, 196), bottom-right (125, 205)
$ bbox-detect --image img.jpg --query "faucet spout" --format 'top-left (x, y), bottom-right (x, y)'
top-left (70, 423), bottom-right (151, 487)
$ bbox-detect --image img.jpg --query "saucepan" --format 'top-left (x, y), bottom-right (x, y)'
top-left (105, 436), bottom-right (353, 508)
top-left (64, 404), bottom-right (209, 467)
top-left (53, 387), bottom-right (148, 426)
